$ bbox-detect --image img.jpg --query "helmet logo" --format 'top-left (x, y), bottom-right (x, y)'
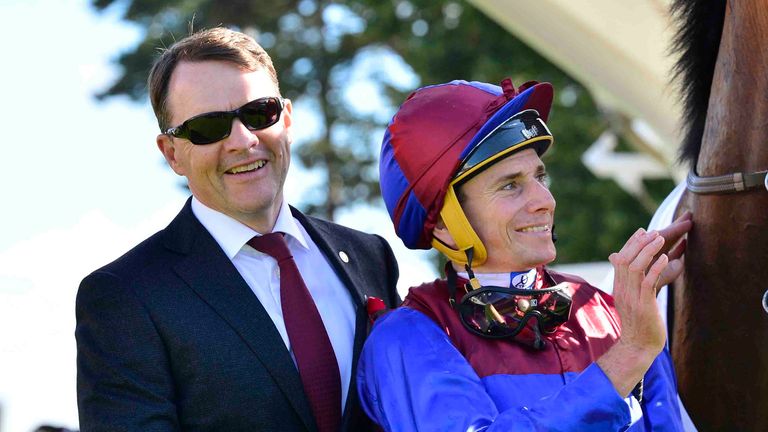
top-left (521, 124), bottom-right (539, 140)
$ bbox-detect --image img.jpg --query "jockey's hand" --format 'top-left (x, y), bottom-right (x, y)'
top-left (598, 228), bottom-right (670, 396)
top-left (610, 228), bottom-right (668, 355)
top-left (653, 211), bottom-right (692, 290)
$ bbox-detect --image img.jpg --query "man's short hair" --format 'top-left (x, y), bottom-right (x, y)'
top-left (148, 27), bottom-right (280, 131)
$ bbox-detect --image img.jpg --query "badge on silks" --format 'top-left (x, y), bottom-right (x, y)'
top-left (457, 281), bottom-right (573, 350)
top-left (510, 268), bottom-right (537, 290)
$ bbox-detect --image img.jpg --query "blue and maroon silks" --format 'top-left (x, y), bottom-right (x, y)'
top-left (357, 268), bottom-right (683, 431)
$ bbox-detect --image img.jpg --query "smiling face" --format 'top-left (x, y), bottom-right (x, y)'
top-left (156, 60), bottom-right (292, 233)
top-left (456, 148), bottom-right (556, 273)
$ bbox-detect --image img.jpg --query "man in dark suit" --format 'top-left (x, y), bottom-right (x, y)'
top-left (75, 27), bottom-right (399, 432)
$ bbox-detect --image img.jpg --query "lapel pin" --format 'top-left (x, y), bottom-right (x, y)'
top-left (338, 251), bottom-right (349, 263)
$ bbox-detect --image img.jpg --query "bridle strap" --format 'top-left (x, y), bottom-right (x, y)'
top-left (686, 169), bottom-right (768, 194)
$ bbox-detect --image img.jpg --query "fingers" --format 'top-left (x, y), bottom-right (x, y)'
top-left (618, 229), bottom-right (658, 262)
top-left (643, 253), bottom-right (668, 300)
top-left (629, 235), bottom-right (665, 274)
top-left (657, 257), bottom-right (684, 290)
top-left (666, 238), bottom-right (687, 261)
top-left (611, 229), bottom-right (666, 298)
top-left (655, 213), bottom-right (693, 253)
top-left (610, 229), bottom-right (647, 291)
top-left (626, 235), bottom-right (664, 299)
top-left (675, 210), bottom-right (693, 222)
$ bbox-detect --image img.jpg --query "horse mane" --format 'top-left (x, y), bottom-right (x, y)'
top-left (669, 0), bottom-right (727, 168)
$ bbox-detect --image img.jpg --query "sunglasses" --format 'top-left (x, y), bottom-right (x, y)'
top-left (165, 96), bottom-right (285, 145)
top-left (458, 283), bottom-right (572, 349)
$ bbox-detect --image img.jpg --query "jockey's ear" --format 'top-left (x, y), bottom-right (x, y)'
top-left (432, 216), bottom-right (458, 249)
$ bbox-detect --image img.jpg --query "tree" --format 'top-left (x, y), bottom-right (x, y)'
top-left (92, 0), bottom-right (672, 263)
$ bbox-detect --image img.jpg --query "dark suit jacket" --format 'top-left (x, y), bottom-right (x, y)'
top-left (75, 199), bottom-right (400, 431)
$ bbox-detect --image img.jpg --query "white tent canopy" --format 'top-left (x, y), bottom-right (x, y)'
top-left (469, 0), bottom-right (685, 182)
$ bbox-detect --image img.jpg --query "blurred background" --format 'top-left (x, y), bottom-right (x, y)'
top-left (0, 0), bottom-right (684, 430)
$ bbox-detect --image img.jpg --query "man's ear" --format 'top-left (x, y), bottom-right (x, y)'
top-left (432, 216), bottom-right (458, 249)
top-left (156, 134), bottom-right (185, 176)
top-left (282, 98), bottom-right (293, 129)
top-left (281, 98), bottom-right (294, 145)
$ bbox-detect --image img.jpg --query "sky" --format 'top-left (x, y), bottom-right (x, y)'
top-left (0, 1), bottom-right (436, 430)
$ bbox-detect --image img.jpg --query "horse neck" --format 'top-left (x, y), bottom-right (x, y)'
top-left (697, 1), bottom-right (768, 173)
top-left (677, 2), bottom-right (768, 429)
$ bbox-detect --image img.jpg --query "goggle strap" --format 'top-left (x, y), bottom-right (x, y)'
top-left (465, 247), bottom-right (474, 272)
top-left (444, 262), bottom-right (480, 311)
top-left (467, 278), bottom-right (482, 291)
top-left (446, 264), bottom-right (460, 310)
top-left (463, 248), bottom-right (481, 291)
top-left (529, 314), bottom-right (546, 350)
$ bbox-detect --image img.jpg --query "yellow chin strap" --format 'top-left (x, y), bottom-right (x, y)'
top-left (431, 185), bottom-right (487, 266)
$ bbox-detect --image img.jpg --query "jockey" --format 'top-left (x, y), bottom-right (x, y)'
top-left (357, 78), bottom-right (690, 431)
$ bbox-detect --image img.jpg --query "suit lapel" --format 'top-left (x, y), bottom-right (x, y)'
top-left (164, 200), bottom-right (316, 432)
top-left (291, 207), bottom-right (367, 307)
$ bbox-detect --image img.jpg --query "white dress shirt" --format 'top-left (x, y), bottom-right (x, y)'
top-left (191, 197), bottom-right (356, 410)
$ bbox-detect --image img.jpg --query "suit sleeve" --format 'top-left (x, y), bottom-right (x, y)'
top-left (358, 308), bottom-right (635, 432)
top-left (76, 271), bottom-right (179, 432)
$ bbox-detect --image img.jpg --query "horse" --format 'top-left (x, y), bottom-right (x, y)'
top-left (669, 0), bottom-right (768, 430)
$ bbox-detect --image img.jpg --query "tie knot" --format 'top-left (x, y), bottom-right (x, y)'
top-left (247, 232), bottom-right (292, 261)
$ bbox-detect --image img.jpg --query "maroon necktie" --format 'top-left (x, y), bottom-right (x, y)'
top-left (248, 233), bottom-right (341, 432)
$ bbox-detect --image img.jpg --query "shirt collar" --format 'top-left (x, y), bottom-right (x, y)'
top-left (191, 197), bottom-right (310, 259)
top-left (456, 268), bottom-right (538, 290)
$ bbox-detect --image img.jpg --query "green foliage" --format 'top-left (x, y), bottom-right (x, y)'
top-left (91, 0), bottom-right (666, 263)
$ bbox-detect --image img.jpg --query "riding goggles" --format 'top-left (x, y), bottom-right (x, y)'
top-left (457, 282), bottom-right (572, 349)
top-left (165, 96), bottom-right (285, 145)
